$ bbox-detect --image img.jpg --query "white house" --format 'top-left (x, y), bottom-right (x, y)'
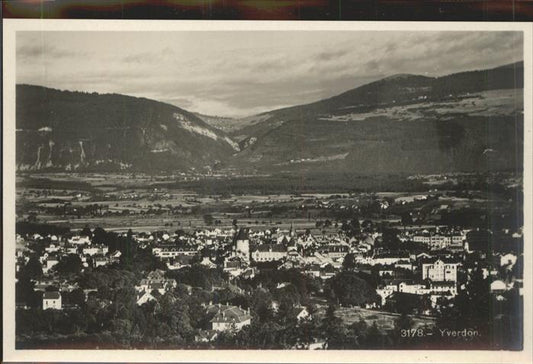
top-left (200, 257), bottom-right (217, 269)
top-left (499, 253), bottom-right (517, 268)
top-left (422, 259), bottom-right (459, 282)
top-left (490, 280), bottom-right (511, 293)
top-left (296, 307), bottom-right (310, 321)
top-left (208, 304), bottom-right (252, 331)
top-left (43, 291), bottom-right (62, 310)
top-left (251, 244), bottom-right (287, 262)
top-left (136, 290), bottom-right (156, 305)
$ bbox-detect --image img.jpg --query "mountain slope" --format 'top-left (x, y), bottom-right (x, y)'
top-left (230, 62), bottom-right (524, 174)
top-left (193, 113), bottom-right (247, 133)
top-left (16, 85), bottom-right (239, 172)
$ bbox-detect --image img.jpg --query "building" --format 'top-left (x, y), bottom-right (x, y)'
top-left (251, 244), bottom-right (287, 262)
top-left (152, 245), bottom-right (198, 259)
top-left (421, 259), bottom-right (459, 282)
top-left (296, 307), bottom-right (310, 321)
top-left (223, 257), bottom-right (246, 277)
top-left (136, 290), bottom-right (156, 306)
top-left (413, 231), bottom-right (465, 251)
top-left (136, 270), bottom-right (177, 293)
top-left (372, 252), bottom-right (410, 266)
top-left (235, 228), bottom-right (250, 263)
top-left (43, 291), bottom-right (62, 310)
top-left (94, 256), bottom-right (108, 267)
top-left (320, 244), bottom-right (350, 260)
top-left (208, 304), bottom-right (252, 331)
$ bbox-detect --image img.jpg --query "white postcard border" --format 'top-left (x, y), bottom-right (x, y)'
top-left (3, 19), bottom-right (532, 363)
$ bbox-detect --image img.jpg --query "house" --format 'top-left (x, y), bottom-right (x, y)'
top-left (499, 253), bottom-right (517, 268)
top-left (241, 267), bottom-right (256, 280)
top-left (200, 256), bottom-right (217, 269)
top-left (320, 244), bottom-right (350, 260)
top-left (136, 290), bottom-right (157, 305)
top-left (195, 330), bottom-right (219, 342)
top-left (251, 244), bottom-right (287, 262)
top-left (64, 245), bottom-right (78, 254)
top-left (68, 235), bottom-right (91, 245)
top-left (395, 261), bottom-right (414, 271)
top-left (166, 255), bottom-right (195, 270)
top-left (44, 256), bottom-right (60, 274)
top-left (320, 264), bottom-right (336, 279)
top-left (136, 270), bottom-right (177, 294)
top-left (429, 281), bottom-right (457, 296)
top-left (207, 304), bottom-right (252, 331)
top-left (82, 244), bottom-right (109, 256)
top-left (109, 250), bottom-right (122, 264)
top-left (43, 291), bottom-right (62, 310)
top-left (304, 264), bottom-right (322, 278)
top-left (413, 231), bottom-right (464, 251)
top-left (152, 245), bottom-right (198, 260)
top-left (45, 244), bottom-right (61, 253)
top-left (296, 306), bottom-right (310, 321)
top-left (94, 256), bottom-right (108, 267)
top-left (372, 252), bottom-right (410, 266)
top-left (490, 280), bottom-right (511, 293)
top-left (421, 258), bottom-right (459, 282)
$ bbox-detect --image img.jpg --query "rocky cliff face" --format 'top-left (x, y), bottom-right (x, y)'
top-left (16, 85), bottom-right (238, 172)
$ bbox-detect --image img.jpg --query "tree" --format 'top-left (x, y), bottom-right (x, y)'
top-left (21, 256), bottom-right (43, 280)
top-left (321, 304), bottom-right (348, 348)
top-left (203, 214), bottom-right (214, 226)
top-left (342, 253), bottom-right (356, 271)
top-left (65, 288), bottom-right (86, 307)
top-left (54, 254), bottom-right (83, 275)
top-left (393, 313), bottom-right (414, 346)
top-left (326, 271), bottom-right (377, 307)
top-left (401, 213), bottom-right (413, 226)
top-left (341, 216), bottom-right (361, 236)
top-left (81, 225), bottom-right (93, 238)
top-left (380, 228), bottom-right (401, 251)
top-left (365, 321), bottom-right (385, 348)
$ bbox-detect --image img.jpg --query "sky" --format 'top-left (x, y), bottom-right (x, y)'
top-left (17, 31), bottom-right (523, 118)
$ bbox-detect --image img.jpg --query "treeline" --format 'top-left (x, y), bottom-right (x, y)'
top-left (156, 173), bottom-right (427, 195)
top-left (16, 221), bottom-right (70, 237)
top-left (16, 262), bottom-right (522, 350)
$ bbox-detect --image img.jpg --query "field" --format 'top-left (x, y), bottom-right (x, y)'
top-left (335, 307), bottom-right (435, 330)
top-left (319, 89), bottom-right (522, 123)
top-left (16, 171), bottom-right (520, 234)
top-left (311, 296), bottom-right (436, 332)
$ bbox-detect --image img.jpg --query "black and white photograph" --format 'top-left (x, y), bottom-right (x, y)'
top-left (2, 20), bottom-right (532, 363)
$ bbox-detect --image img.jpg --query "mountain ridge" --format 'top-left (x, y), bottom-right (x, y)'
top-left (16, 84), bottom-right (238, 172)
top-left (228, 61), bottom-right (524, 174)
top-left (16, 61), bottom-right (524, 174)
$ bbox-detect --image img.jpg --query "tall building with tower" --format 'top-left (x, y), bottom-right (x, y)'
top-left (234, 228), bottom-right (250, 263)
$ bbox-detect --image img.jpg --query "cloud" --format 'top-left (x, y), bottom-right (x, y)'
top-left (17, 40), bottom-right (87, 63)
top-left (16, 30), bottom-right (523, 117)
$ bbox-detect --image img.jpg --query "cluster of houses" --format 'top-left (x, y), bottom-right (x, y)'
top-left (16, 233), bottom-right (122, 275)
top-left (16, 221), bottom-right (522, 333)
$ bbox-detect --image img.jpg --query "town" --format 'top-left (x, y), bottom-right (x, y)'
top-left (14, 172), bottom-right (523, 350)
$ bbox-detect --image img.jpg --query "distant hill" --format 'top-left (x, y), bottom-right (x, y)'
top-left (229, 61), bottom-right (524, 174)
top-left (193, 113), bottom-right (246, 133)
top-left (16, 61), bottom-right (524, 175)
top-left (16, 85), bottom-right (238, 172)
